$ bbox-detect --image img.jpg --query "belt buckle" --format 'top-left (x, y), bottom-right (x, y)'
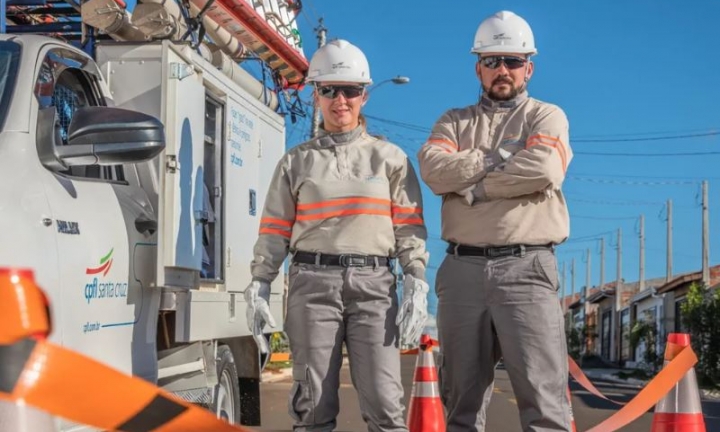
top-left (339, 254), bottom-right (366, 267)
top-left (486, 247), bottom-right (506, 258)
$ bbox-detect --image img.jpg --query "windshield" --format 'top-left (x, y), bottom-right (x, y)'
top-left (0, 41), bottom-right (21, 131)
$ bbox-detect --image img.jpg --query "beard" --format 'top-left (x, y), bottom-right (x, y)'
top-left (484, 77), bottom-right (523, 101)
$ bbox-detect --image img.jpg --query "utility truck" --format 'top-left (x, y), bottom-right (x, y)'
top-left (0, 0), bottom-right (307, 428)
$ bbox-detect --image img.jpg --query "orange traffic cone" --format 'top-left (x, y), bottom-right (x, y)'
top-left (566, 386), bottom-right (577, 432)
top-left (651, 333), bottom-right (706, 432)
top-left (407, 335), bottom-right (446, 432)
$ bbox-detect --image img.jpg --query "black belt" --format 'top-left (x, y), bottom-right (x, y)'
top-left (446, 242), bottom-right (554, 258)
top-left (292, 251), bottom-right (391, 268)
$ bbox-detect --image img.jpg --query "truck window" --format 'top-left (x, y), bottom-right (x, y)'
top-left (35, 48), bottom-right (124, 182)
top-left (0, 41), bottom-right (20, 131)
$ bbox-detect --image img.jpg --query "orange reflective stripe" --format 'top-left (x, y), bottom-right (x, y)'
top-left (392, 206), bottom-right (422, 215)
top-left (260, 217), bottom-right (293, 228)
top-left (392, 217), bottom-right (424, 225)
top-left (426, 138), bottom-right (458, 153)
top-left (296, 208), bottom-right (392, 221)
top-left (0, 269), bottom-right (50, 344)
top-left (297, 197), bottom-right (391, 211)
top-left (527, 134), bottom-right (568, 172)
top-left (259, 227), bottom-right (292, 238)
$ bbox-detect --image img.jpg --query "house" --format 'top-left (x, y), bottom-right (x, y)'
top-left (624, 276), bottom-right (667, 368)
top-left (656, 265), bottom-right (720, 337)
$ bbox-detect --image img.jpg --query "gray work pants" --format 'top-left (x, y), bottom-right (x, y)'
top-left (436, 250), bottom-right (571, 432)
top-left (285, 261), bottom-right (407, 432)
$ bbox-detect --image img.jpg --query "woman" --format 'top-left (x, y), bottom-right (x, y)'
top-left (244, 39), bottom-right (429, 431)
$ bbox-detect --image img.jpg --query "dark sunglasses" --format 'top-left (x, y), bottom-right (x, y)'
top-left (317, 85), bottom-right (366, 99)
top-left (479, 56), bottom-right (527, 70)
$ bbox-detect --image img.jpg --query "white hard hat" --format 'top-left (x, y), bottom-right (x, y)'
top-left (471, 10), bottom-right (537, 56)
top-left (306, 39), bottom-right (372, 85)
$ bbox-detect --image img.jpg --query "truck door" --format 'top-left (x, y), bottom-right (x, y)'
top-left (33, 45), bottom-right (159, 380)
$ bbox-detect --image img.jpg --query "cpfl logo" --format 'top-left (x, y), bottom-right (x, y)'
top-left (84, 248), bottom-right (128, 304)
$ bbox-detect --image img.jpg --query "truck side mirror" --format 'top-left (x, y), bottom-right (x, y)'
top-left (37, 106), bottom-right (166, 171)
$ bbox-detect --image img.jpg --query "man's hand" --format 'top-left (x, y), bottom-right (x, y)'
top-left (460, 148), bottom-right (515, 205)
top-left (396, 275), bottom-right (429, 348)
top-left (244, 280), bottom-right (277, 354)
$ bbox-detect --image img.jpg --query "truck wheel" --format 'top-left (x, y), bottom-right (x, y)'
top-left (213, 345), bottom-right (241, 424)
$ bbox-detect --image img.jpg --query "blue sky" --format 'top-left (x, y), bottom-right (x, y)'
top-left (273, 0), bottom-right (720, 314)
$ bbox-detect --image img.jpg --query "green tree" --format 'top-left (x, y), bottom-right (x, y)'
top-left (681, 282), bottom-right (720, 386)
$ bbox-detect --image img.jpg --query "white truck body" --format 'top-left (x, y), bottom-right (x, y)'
top-left (0, 34), bottom-right (286, 430)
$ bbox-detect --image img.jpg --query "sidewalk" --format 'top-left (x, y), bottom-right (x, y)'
top-left (581, 367), bottom-right (720, 401)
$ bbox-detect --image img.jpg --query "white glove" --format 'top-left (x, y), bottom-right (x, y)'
top-left (244, 280), bottom-right (277, 354)
top-left (396, 275), bottom-right (429, 348)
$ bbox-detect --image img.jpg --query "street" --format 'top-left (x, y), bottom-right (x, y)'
top-left (259, 355), bottom-right (720, 431)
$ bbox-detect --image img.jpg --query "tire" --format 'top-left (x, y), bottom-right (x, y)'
top-left (213, 345), bottom-right (241, 424)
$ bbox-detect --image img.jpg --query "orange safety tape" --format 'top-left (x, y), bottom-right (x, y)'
top-left (585, 344), bottom-right (697, 432)
top-left (0, 337), bottom-right (250, 432)
top-left (567, 356), bottom-right (625, 406)
top-left (0, 268), bottom-right (251, 432)
top-left (0, 269), bottom-right (51, 344)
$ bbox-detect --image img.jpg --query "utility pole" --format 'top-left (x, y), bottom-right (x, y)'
top-left (571, 258), bottom-right (576, 298)
top-left (615, 228), bottom-right (623, 363)
top-left (584, 248), bottom-right (591, 355)
top-left (702, 181), bottom-right (710, 285)
top-left (639, 214), bottom-right (646, 292)
top-left (310, 18), bottom-right (327, 138)
top-left (667, 199), bottom-right (673, 282)
top-left (600, 237), bottom-right (605, 290)
top-left (561, 262), bottom-right (567, 313)
top-left (616, 228), bottom-right (623, 306)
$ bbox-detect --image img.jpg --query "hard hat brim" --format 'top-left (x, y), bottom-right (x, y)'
top-left (471, 45), bottom-right (537, 56)
top-left (306, 73), bottom-right (373, 85)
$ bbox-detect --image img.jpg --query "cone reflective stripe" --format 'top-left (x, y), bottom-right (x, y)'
top-left (651, 333), bottom-right (706, 432)
top-left (406, 335), bottom-right (445, 432)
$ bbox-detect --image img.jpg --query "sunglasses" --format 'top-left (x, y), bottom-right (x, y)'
top-left (317, 85), bottom-right (366, 99)
top-left (479, 56), bottom-right (527, 70)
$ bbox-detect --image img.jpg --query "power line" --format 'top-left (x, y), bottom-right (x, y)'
top-left (575, 150), bottom-right (720, 157)
top-left (568, 175), bottom-right (699, 186)
top-left (574, 130), bottom-right (720, 143)
top-left (566, 195), bottom-right (666, 207)
top-left (571, 215), bottom-right (638, 221)
top-left (571, 172), bottom-right (720, 181)
top-left (565, 230), bottom-right (615, 244)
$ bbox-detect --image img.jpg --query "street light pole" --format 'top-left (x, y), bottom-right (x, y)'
top-left (310, 19), bottom-right (327, 138)
top-left (368, 75), bottom-right (411, 94)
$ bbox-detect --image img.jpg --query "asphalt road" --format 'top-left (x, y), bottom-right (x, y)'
top-left (258, 355), bottom-right (720, 431)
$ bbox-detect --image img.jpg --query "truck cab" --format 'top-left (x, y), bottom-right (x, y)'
top-left (0, 33), bottom-right (287, 429)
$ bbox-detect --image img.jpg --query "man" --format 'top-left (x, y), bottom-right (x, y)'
top-left (417, 10), bottom-right (573, 432)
